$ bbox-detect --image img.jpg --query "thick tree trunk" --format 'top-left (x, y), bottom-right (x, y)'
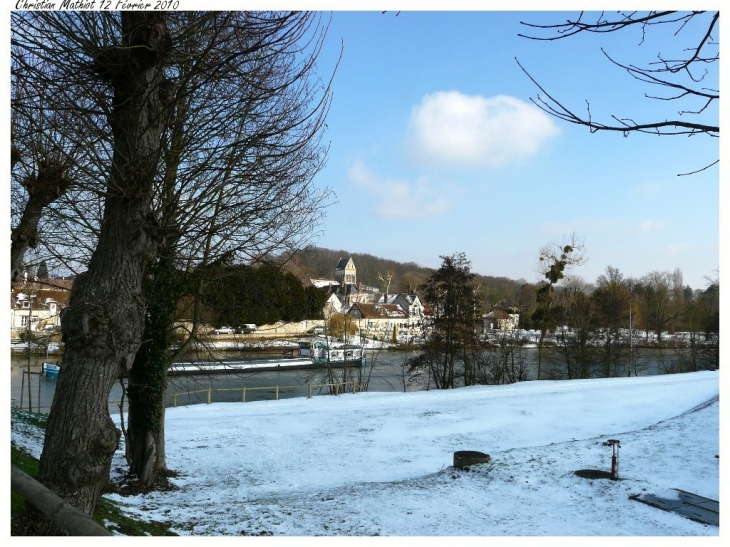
top-left (37, 12), bottom-right (170, 517)
top-left (37, 211), bottom-right (155, 515)
top-left (126, 255), bottom-right (179, 484)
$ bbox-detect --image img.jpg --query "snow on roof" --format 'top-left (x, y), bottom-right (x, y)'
top-left (352, 302), bottom-right (408, 319)
top-left (310, 278), bottom-right (339, 288)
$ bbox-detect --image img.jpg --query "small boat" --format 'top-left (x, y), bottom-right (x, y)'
top-left (311, 340), bottom-right (365, 367)
top-left (42, 361), bottom-right (61, 379)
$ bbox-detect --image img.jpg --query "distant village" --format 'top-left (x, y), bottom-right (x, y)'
top-left (11, 256), bottom-right (518, 348)
top-left (311, 256), bottom-right (517, 341)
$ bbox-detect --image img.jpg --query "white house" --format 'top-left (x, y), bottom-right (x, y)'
top-left (348, 302), bottom-right (412, 340)
top-left (10, 279), bottom-right (71, 336)
top-left (377, 293), bottom-right (425, 335)
top-left (378, 293), bottom-right (424, 317)
top-left (482, 307), bottom-right (520, 332)
top-left (11, 293), bottom-right (61, 333)
top-left (322, 292), bottom-right (343, 317)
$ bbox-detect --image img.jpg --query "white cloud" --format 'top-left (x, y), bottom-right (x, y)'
top-left (349, 162), bottom-right (454, 219)
top-left (408, 91), bottom-right (560, 168)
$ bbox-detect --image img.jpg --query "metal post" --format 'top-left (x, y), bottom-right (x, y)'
top-left (242, 386), bottom-right (246, 403)
top-left (308, 383), bottom-right (312, 398)
top-left (173, 393), bottom-right (178, 407)
top-left (603, 439), bottom-right (621, 480)
top-left (20, 370), bottom-right (25, 410)
top-left (207, 387), bottom-right (212, 404)
top-left (276, 385), bottom-right (279, 400)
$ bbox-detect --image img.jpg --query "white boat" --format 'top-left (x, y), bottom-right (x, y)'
top-left (42, 361), bottom-right (61, 379)
top-left (166, 341), bottom-right (365, 376)
top-left (167, 357), bottom-right (315, 376)
top-left (310, 340), bottom-right (365, 367)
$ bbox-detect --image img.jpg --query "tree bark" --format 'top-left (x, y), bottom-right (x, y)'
top-left (37, 12), bottom-right (170, 516)
top-left (126, 254), bottom-right (179, 484)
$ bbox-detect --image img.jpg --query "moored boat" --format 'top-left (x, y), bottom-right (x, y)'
top-left (42, 361), bottom-right (61, 379)
top-left (310, 340), bottom-right (365, 367)
top-left (166, 341), bottom-right (365, 376)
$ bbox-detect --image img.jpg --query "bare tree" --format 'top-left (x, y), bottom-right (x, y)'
top-left (378, 271), bottom-right (394, 301)
top-left (641, 269), bottom-right (687, 342)
top-left (14, 12), bottom-right (175, 520)
top-left (531, 234), bottom-right (586, 380)
top-left (10, 41), bottom-right (88, 284)
top-left (123, 12), bottom-right (334, 486)
top-left (593, 266), bottom-right (632, 377)
top-left (517, 11), bottom-right (718, 174)
top-left (10, 153), bottom-right (73, 285)
top-left (12, 11), bottom-right (334, 517)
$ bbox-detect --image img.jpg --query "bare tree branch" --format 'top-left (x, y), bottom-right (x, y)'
top-left (516, 10), bottom-right (719, 171)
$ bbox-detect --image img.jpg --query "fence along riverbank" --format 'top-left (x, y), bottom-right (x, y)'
top-left (15, 375), bottom-right (364, 415)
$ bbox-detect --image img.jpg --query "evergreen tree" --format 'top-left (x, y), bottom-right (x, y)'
top-left (419, 253), bottom-right (479, 389)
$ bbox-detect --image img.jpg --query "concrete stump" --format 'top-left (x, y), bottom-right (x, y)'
top-left (453, 450), bottom-right (490, 470)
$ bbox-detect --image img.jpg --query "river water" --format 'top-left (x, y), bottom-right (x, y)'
top-left (10, 349), bottom-right (421, 414)
top-left (10, 345), bottom-right (700, 414)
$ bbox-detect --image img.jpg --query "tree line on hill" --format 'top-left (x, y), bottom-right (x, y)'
top-left (274, 246), bottom-right (526, 298)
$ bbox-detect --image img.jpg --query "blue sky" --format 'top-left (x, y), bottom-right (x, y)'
top-left (305, 9), bottom-right (720, 289)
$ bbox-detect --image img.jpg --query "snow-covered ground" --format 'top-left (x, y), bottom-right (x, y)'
top-left (11, 370), bottom-right (720, 538)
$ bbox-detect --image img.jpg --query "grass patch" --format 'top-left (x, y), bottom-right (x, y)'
top-left (11, 445), bottom-right (39, 478)
top-left (96, 498), bottom-right (178, 536)
top-left (11, 445), bottom-right (39, 516)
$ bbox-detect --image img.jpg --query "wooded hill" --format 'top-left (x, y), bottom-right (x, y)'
top-left (274, 247), bottom-right (533, 308)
